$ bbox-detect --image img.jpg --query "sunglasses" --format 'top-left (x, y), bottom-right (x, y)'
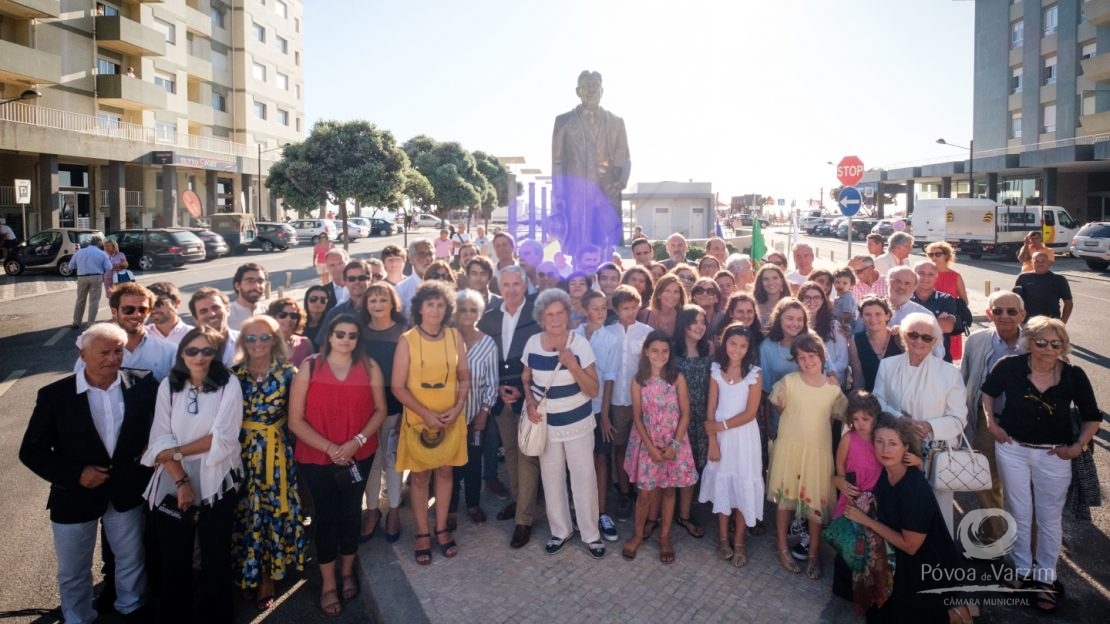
top-left (372, 273), bottom-right (384, 281)
top-left (275, 311), bottom-right (301, 321)
top-left (307, 295), bottom-right (329, 304)
top-left (990, 307), bottom-right (1020, 317)
top-left (420, 338), bottom-right (450, 389)
top-left (904, 331), bottom-right (936, 344)
top-left (853, 267), bottom-right (871, 275)
top-left (187, 385), bottom-right (199, 415)
top-left (677, 274), bottom-right (695, 283)
top-left (691, 287), bottom-right (717, 296)
top-left (119, 305), bottom-right (150, 315)
top-left (1033, 338), bottom-right (1064, 350)
top-left (414, 250), bottom-right (434, 258)
top-left (243, 333), bottom-right (273, 344)
top-left (428, 272), bottom-right (453, 280)
top-left (332, 330), bottom-right (359, 340)
top-left (154, 299), bottom-right (171, 309)
top-left (346, 274), bottom-right (371, 282)
top-left (926, 252), bottom-right (947, 258)
top-left (183, 346), bottom-right (218, 357)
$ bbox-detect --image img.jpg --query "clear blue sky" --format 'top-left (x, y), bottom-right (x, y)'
top-left (305, 0), bottom-right (975, 208)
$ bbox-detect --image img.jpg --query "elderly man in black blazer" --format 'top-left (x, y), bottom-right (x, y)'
top-left (20, 323), bottom-right (158, 624)
top-left (477, 265), bottom-right (543, 548)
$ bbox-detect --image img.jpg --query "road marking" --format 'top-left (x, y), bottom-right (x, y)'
top-left (0, 369), bottom-right (26, 401)
top-left (247, 578), bottom-right (305, 624)
top-left (44, 328), bottom-right (70, 347)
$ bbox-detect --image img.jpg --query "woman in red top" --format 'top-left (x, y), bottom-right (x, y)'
top-left (312, 234), bottom-right (334, 285)
top-left (925, 242), bottom-right (969, 360)
top-left (289, 314), bottom-right (386, 617)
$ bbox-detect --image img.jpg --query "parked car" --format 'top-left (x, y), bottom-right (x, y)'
top-left (817, 218), bottom-right (843, 237)
top-left (839, 219), bottom-right (877, 241)
top-left (289, 218), bottom-right (339, 244)
top-left (253, 222), bottom-right (298, 252)
top-left (175, 227), bottom-right (229, 259)
top-left (349, 217), bottom-right (397, 237)
top-left (3, 227), bottom-right (102, 277)
top-left (341, 218), bottom-right (370, 240)
top-left (204, 213), bottom-right (256, 255)
top-left (412, 213), bottom-right (446, 229)
top-left (737, 214), bottom-right (771, 228)
top-left (107, 229), bottom-right (206, 270)
top-left (871, 219), bottom-right (897, 238)
top-left (1069, 221), bottom-right (1110, 271)
top-left (803, 217), bottom-right (828, 235)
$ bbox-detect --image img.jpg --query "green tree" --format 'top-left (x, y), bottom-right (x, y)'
top-left (472, 150), bottom-right (510, 216)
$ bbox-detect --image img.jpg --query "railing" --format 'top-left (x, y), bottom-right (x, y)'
top-left (97, 190), bottom-right (144, 207)
top-left (0, 101), bottom-right (256, 158)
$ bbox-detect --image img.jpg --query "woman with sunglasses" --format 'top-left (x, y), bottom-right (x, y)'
top-left (620, 265), bottom-right (654, 310)
top-left (141, 327), bottom-right (243, 624)
top-left (302, 286), bottom-right (330, 347)
top-left (424, 259), bottom-right (458, 286)
top-left (848, 296), bottom-right (902, 392)
top-left (924, 242), bottom-right (970, 361)
top-left (753, 264), bottom-right (789, 333)
top-left (231, 315), bottom-right (304, 612)
top-left (638, 273), bottom-right (687, 338)
top-left (392, 281), bottom-right (470, 565)
top-left (797, 281), bottom-right (851, 388)
top-left (267, 298), bottom-right (313, 367)
top-left (697, 255), bottom-right (722, 279)
top-left (873, 313), bottom-right (967, 536)
top-left (691, 277), bottom-right (724, 337)
top-left (980, 316), bottom-right (1101, 614)
top-left (672, 264), bottom-right (698, 296)
top-left (289, 314), bottom-right (387, 616)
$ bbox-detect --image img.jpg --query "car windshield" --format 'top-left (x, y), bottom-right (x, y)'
top-left (170, 231), bottom-right (202, 244)
top-left (1078, 223), bottom-right (1110, 238)
top-left (70, 231), bottom-right (100, 245)
top-left (1057, 210), bottom-right (1077, 229)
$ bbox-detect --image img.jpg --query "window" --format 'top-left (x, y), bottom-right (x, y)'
top-left (1012, 20), bottom-right (1023, 48)
top-left (154, 71), bottom-right (176, 94)
top-left (296, 117), bottom-right (301, 132)
top-left (252, 22), bottom-right (265, 43)
top-left (1044, 5), bottom-right (1058, 35)
top-left (1082, 42), bottom-right (1097, 60)
top-left (296, 84), bottom-right (301, 100)
top-left (210, 5), bottom-right (226, 29)
top-left (1011, 66), bottom-right (1022, 94)
top-left (98, 58), bottom-right (120, 75)
top-left (1043, 103), bottom-right (1057, 133)
top-left (153, 17), bottom-right (176, 45)
top-left (96, 3), bottom-right (119, 17)
top-left (1011, 112), bottom-right (1022, 139)
top-left (212, 93), bottom-right (227, 112)
top-left (252, 62), bottom-right (267, 82)
top-left (254, 101), bottom-right (267, 120)
top-left (276, 35), bottom-right (288, 54)
top-left (295, 17), bottom-right (300, 33)
top-left (1044, 55), bottom-right (1057, 85)
top-left (277, 72), bottom-right (289, 90)
top-left (275, 0), bottom-right (288, 18)
top-left (278, 108), bottom-right (289, 126)
top-left (211, 49), bottom-right (228, 72)
top-left (294, 51), bottom-right (300, 66)
top-left (1083, 93), bottom-right (1096, 116)
top-left (155, 121), bottom-right (177, 142)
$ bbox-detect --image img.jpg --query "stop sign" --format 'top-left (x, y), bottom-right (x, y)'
top-left (836, 155), bottom-right (865, 187)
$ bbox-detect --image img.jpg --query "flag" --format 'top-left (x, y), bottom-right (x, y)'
top-left (715, 219), bottom-right (724, 238)
top-left (750, 217), bottom-right (766, 262)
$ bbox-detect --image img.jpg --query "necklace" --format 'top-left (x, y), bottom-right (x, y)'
top-left (418, 324), bottom-right (444, 340)
top-left (723, 366), bottom-right (743, 385)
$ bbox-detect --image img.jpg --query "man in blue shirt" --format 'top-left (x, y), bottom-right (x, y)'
top-left (69, 235), bottom-right (113, 329)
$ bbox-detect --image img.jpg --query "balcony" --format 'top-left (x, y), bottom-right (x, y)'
top-left (96, 74), bottom-right (167, 110)
top-left (1084, 0), bottom-right (1110, 27)
top-left (1081, 52), bottom-right (1110, 84)
top-left (95, 15), bottom-right (166, 57)
top-left (0, 0), bottom-right (58, 18)
top-left (0, 39), bottom-right (61, 84)
top-left (187, 100), bottom-right (213, 126)
top-left (185, 6), bottom-right (211, 37)
top-left (1079, 110), bottom-right (1110, 135)
top-left (186, 55), bottom-right (212, 82)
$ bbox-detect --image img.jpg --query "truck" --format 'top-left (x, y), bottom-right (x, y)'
top-left (910, 199), bottom-right (1080, 259)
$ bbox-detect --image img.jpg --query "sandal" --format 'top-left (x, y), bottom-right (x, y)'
top-left (435, 528), bottom-right (458, 558)
top-left (731, 542), bottom-right (748, 568)
top-left (319, 588), bottom-right (341, 617)
top-left (621, 536), bottom-right (642, 561)
top-left (659, 536), bottom-right (675, 564)
top-left (716, 539), bottom-right (734, 561)
top-left (777, 548), bottom-right (800, 574)
top-left (805, 555), bottom-right (822, 580)
top-left (468, 506), bottom-right (487, 525)
top-left (255, 594), bottom-right (275, 612)
top-left (340, 574), bottom-right (359, 604)
top-left (676, 516), bottom-right (705, 539)
top-left (1032, 581), bottom-right (1059, 614)
top-left (748, 520), bottom-right (766, 537)
top-left (642, 519), bottom-right (659, 540)
top-left (414, 533), bottom-right (432, 566)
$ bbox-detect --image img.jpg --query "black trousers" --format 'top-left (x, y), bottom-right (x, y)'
top-left (451, 441), bottom-right (482, 512)
top-left (299, 456), bottom-right (374, 564)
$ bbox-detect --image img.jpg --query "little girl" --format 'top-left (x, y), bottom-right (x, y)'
top-left (621, 330), bottom-right (697, 564)
top-left (831, 390), bottom-right (884, 601)
top-left (767, 333), bottom-right (847, 580)
top-left (700, 324), bottom-right (764, 568)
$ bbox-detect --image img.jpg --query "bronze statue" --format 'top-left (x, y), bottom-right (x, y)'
top-left (551, 70), bottom-right (630, 256)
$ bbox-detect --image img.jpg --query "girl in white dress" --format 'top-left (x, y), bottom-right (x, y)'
top-left (700, 323), bottom-right (764, 568)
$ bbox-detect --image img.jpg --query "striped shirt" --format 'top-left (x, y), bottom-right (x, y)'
top-left (465, 334), bottom-right (499, 425)
top-left (521, 332), bottom-right (595, 428)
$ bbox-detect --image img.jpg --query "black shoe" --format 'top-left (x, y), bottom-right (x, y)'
top-left (510, 524), bottom-right (532, 549)
top-left (791, 541), bottom-right (809, 561)
top-left (94, 582), bottom-right (117, 614)
top-left (545, 532), bottom-right (574, 555)
top-left (587, 540), bottom-right (606, 559)
top-left (496, 501), bottom-right (517, 521)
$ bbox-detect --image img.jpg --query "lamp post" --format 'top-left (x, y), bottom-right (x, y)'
top-left (257, 143), bottom-right (286, 220)
top-left (936, 138), bottom-right (974, 198)
top-left (0, 88), bottom-right (41, 106)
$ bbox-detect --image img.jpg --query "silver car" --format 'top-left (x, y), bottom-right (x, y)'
top-left (1069, 221), bottom-right (1110, 271)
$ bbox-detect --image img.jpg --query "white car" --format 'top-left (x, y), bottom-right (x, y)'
top-left (289, 218), bottom-right (338, 243)
top-left (412, 214), bottom-right (446, 229)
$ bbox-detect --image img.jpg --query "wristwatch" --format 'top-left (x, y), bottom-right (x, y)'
top-left (172, 447), bottom-right (183, 462)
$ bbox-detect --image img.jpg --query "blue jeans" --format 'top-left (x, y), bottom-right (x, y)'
top-left (52, 506), bottom-right (146, 624)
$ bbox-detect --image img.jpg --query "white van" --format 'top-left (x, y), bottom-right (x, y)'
top-left (911, 199), bottom-right (1080, 258)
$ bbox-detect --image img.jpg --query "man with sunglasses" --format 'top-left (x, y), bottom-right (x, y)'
top-left (108, 282), bottom-right (175, 382)
top-left (316, 259), bottom-right (374, 346)
top-left (146, 282), bottom-right (192, 346)
top-left (961, 291), bottom-right (1026, 541)
top-left (189, 287), bottom-right (238, 366)
top-left (228, 263), bottom-right (268, 330)
top-left (396, 238), bottom-right (435, 317)
top-left (1013, 251), bottom-right (1072, 323)
top-left (848, 255), bottom-right (889, 302)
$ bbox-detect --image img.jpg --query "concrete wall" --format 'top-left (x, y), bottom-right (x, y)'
top-left (974, 0), bottom-right (1012, 151)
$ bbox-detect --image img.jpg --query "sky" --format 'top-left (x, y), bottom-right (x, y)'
top-left (304, 0), bottom-right (976, 210)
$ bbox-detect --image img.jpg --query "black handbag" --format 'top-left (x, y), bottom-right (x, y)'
top-left (1065, 406), bottom-right (1103, 520)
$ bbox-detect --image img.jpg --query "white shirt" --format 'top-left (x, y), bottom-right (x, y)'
top-left (396, 273), bottom-right (422, 319)
top-left (221, 329), bottom-right (240, 367)
top-left (147, 319), bottom-right (192, 347)
top-left (227, 299), bottom-right (265, 332)
top-left (122, 333), bottom-right (177, 382)
top-left (575, 324), bottom-right (620, 414)
top-left (603, 321), bottom-right (653, 406)
top-left (76, 371), bottom-right (125, 456)
top-left (333, 283), bottom-right (350, 306)
top-left (500, 300), bottom-right (524, 360)
top-left (0, 224), bottom-right (14, 241)
top-left (472, 235), bottom-right (493, 257)
top-left (874, 252), bottom-right (914, 280)
top-left (785, 270), bottom-right (810, 286)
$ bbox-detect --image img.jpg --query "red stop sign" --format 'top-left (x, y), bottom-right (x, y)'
top-left (836, 155), bottom-right (865, 187)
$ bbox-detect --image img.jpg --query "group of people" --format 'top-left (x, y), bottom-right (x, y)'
top-left (21, 225), bottom-right (1100, 623)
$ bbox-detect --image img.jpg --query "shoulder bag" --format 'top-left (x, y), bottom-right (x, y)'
top-left (929, 431), bottom-right (992, 492)
top-left (518, 334), bottom-right (572, 457)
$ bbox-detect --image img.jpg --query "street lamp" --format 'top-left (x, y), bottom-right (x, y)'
top-left (936, 138), bottom-right (974, 198)
top-left (0, 88), bottom-right (42, 106)
top-left (257, 143), bottom-right (286, 219)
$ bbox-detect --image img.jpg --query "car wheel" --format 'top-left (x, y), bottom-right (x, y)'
top-left (139, 254), bottom-right (156, 271)
top-left (1085, 259), bottom-right (1109, 271)
top-left (57, 259), bottom-right (75, 277)
top-left (310, 235), bottom-right (319, 244)
top-left (5, 258), bottom-right (25, 276)
top-left (260, 240), bottom-right (275, 252)
top-left (968, 253), bottom-right (982, 260)
top-left (377, 228), bottom-right (388, 236)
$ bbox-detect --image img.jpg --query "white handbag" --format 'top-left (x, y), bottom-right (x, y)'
top-left (929, 431), bottom-right (992, 492)
top-left (517, 335), bottom-right (571, 457)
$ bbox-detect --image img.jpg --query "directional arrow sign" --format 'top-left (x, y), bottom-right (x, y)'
top-left (837, 186), bottom-right (862, 217)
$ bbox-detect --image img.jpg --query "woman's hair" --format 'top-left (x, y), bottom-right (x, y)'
top-left (320, 313), bottom-right (366, 359)
top-left (846, 389), bottom-right (882, 426)
top-left (753, 264), bottom-right (787, 304)
top-left (358, 281), bottom-right (405, 328)
top-left (697, 255), bottom-right (721, 274)
top-left (635, 329), bottom-right (678, 385)
top-left (424, 259), bottom-right (457, 285)
top-left (858, 295), bottom-right (892, 318)
top-left (650, 274), bottom-right (688, 312)
top-left (266, 297), bottom-right (306, 334)
top-left (724, 292), bottom-right (763, 335)
top-left (897, 312), bottom-right (943, 351)
top-left (562, 271), bottom-right (592, 296)
top-left (874, 412), bottom-right (922, 457)
top-left (673, 304), bottom-right (711, 358)
top-left (714, 323), bottom-right (758, 378)
top-left (789, 332), bottom-right (826, 367)
top-left (1019, 315), bottom-right (1072, 358)
top-left (798, 280), bottom-right (835, 342)
top-left (169, 326), bottom-right (230, 393)
top-left (410, 280), bottom-right (456, 328)
top-left (714, 270), bottom-right (735, 285)
top-left (533, 287), bottom-right (572, 324)
top-left (103, 239), bottom-right (119, 254)
top-left (765, 297), bottom-right (807, 343)
top-left (236, 315), bottom-right (290, 365)
top-left (925, 241), bottom-right (956, 263)
top-left (303, 285), bottom-right (330, 320)
top-left (455, 288), bottom-right (487, 320)
top-left (621, 265), bottom-right (654, 307)
top-left (807, 269), bottom-right (835, 294)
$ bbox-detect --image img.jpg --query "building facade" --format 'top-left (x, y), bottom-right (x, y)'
top-left (0, 0), bottom-right (304, 238)
top-left (624, 181), bottom-right (715, 242)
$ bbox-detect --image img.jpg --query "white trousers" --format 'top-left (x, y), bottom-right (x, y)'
top-left (540, 432), bottom-right (600, 543)
top-left (52, 506), bottom-right (146, 624)
top-left (365, 413), bottom-right (403, 509)
top-left (995, 441), bottom-right (1072, 582)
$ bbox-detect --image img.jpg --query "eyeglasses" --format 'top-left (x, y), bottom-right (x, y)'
top-left (371, 273), bottom-right (384, 281)
top-left (414, 250), bottom-right (434, 258)
top-left (904, 331), bottom-right (936, 344)
top-left (154, 299), bottom-right (171, 309)
top-left (537, 271), bottom-right (557, 278)
top-left (802, 294), bottom-right (824, 304)
top-left (243, 333), bottom-right (273, 344)
top-left (187, 385), bottom-right (199, 415)
top-left (332, 330), bottom-right (359, 340)
top-left (240, 277), bottom-right (267, 285)
top-left (345, 274), bottom-right (371, 282)
top-left (852, 266), bottom-right (872, 276)
top-left (457, 307), bottom-right (479, 314)
top-left (119, 305), bottom-right (150, 315)
top-left (1023, 392), bottom-right (1054, 417)
top-left (926, 252), bottom-right (947, 258)
top-left (420, 337), bottom-right (450, 389)
top-left (428, 272), bottom-right (453, 280)
top-left (1033, 338), bottom-right (1064, 350)
top-left (275, 311), bottom-right (301, 321)
top-left (307, 295), bottom-right (329, 304)
top-left (677, 274), bottom-right (695, 283)
top-left (691, 287), bottom-right (717, 296)
top-left (990, 307), bottom-right (1021, 317)
top-left (183, 346), bottom-right (218, 357)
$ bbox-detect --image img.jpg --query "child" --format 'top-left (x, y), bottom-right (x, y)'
top-left (831, 267), bottom-right (858, 328)
top-left (767, 333), bottom-right (848, 580)
top-left (620, 330), bottom-right (697, 564)
top-left (700, 324), bottom-right (764, 568)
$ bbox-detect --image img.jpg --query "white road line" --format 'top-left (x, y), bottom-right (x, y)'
top-left (0, 369), bottom-right (26, 401)
top-left (43, 327), bottom-right (70, 347)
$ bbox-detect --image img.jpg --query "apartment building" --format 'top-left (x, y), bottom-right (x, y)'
top-left (0, 0), bottom-right (304, 237)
